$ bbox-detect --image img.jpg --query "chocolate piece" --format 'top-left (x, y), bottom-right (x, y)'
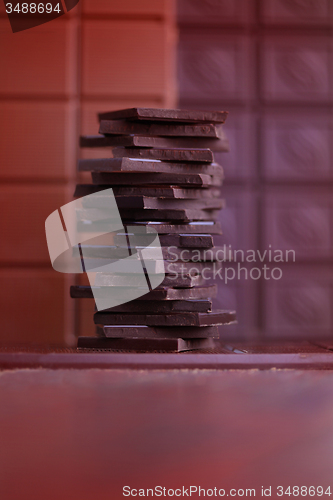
top-left (72, 272), bottom-right (206, 290)
top-left (119, 198), bottom-right (223, 211)
top-left (91, 171), bottom-right (221, 187)
top-left (78, 207), bottom-right (220, 222)
top-left (83, 259), bottom-right (165, 275)
top-left (83, 195), bottom-right (224, 211)
top-left (154, 234), bottom-right (214, 248)
top-left (80, 244), bottom-right (225, 262)
top-left (101, 325), bottom-right (219, 338)
top-left (120, 221), bottom-right (222, 235)
top-left (94, 310), bottom-right (236, 327)
top-left (102, 300), bottom-right (212, 313)
top-left (158, 275), bottom-right (208, 288)
top-left (84, 260), bottom-right (221, 277)
top-left (164, 260), bottom-right (222, 274)
top-left (90, 273), bottom-right (202, 287)
top-left (97, 107), bottom-right (228, 123)
top-left (74, 185), bottom-right (220, 199)
top-left (78, 220), bottom-right (221, 235)
top-left (70, 284), bottom-right (217, 300)
top-left (77, 336), bottom-right (215, 352)
top-left (112, 147), bottom-right (214, 163)
top-left (78, 157), bottom-right (224, 176)
top-left (80, 134), bottom-right (229, 152)
top-left (111, 187), bottom-right (221, 199)
top-left (105, 229), bottom-right (215, 250)
top-left (99, 120), bottom-right (224, 138)
top-left (97, 272), bottom-right (207, 288)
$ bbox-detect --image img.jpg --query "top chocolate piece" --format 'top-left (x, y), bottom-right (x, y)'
top-left (98, 108), bottom-right (228, 124)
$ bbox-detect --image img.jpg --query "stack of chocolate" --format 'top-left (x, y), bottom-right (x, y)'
top-left (71, 108), bottom-right (236, 351)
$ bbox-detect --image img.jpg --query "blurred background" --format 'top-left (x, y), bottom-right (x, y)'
top-left (0, 0), bottom-right (332, 345)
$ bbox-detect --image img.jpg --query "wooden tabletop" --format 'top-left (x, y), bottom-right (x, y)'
top-left (1, 342), bottom-right (333, 500)
top-left (1, 341), bottom-right (333, 370)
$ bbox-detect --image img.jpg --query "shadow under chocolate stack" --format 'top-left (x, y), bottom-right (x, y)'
top-left (71, 107), bottom-right (236, 351)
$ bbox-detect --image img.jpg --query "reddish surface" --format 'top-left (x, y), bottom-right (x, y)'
top-left (1, 368), bottom-right (333, 500)
top-left (0, 1), bottom-right (177, 345)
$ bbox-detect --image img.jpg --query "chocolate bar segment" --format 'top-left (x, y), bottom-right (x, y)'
top-left (80, 134), bottom-right (229, 152)
top-left (159, 234), bottom-right (214, 248)
top-left (102, 300), bottom-right (212, 314)
top-left (121, 221), bottom-right (222, 235)
top-left (79, 157), bottom-right (223, 176)
top-left (91, 171), bottom-right (222, 187)
top-left (99, 120), bottom-right (224, 138)
top-left (80, 195), bottom-right (224, 211)
top-left (118, 208), bottom-right (218, 222)
top-left (77, 336), bottom-right (215, 352)
top-left (112, 147), bottom-right (214, 163)
top-left (101, 325), bottom-right (219, 338)
top-left (94, 310), bottom-right (236, 327)
top-left (74, 185), bottom-right (221, 199)
top-left (79, 244), bottom-right (226, 262)
top-left (71, 284), bottom-right (217, 300)
top-left (97, 107), bottom-right (228, 123)
top-left (114, 197), bottom-right (224, 211)
top-left (82, 259), bottom-right (221, 276)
